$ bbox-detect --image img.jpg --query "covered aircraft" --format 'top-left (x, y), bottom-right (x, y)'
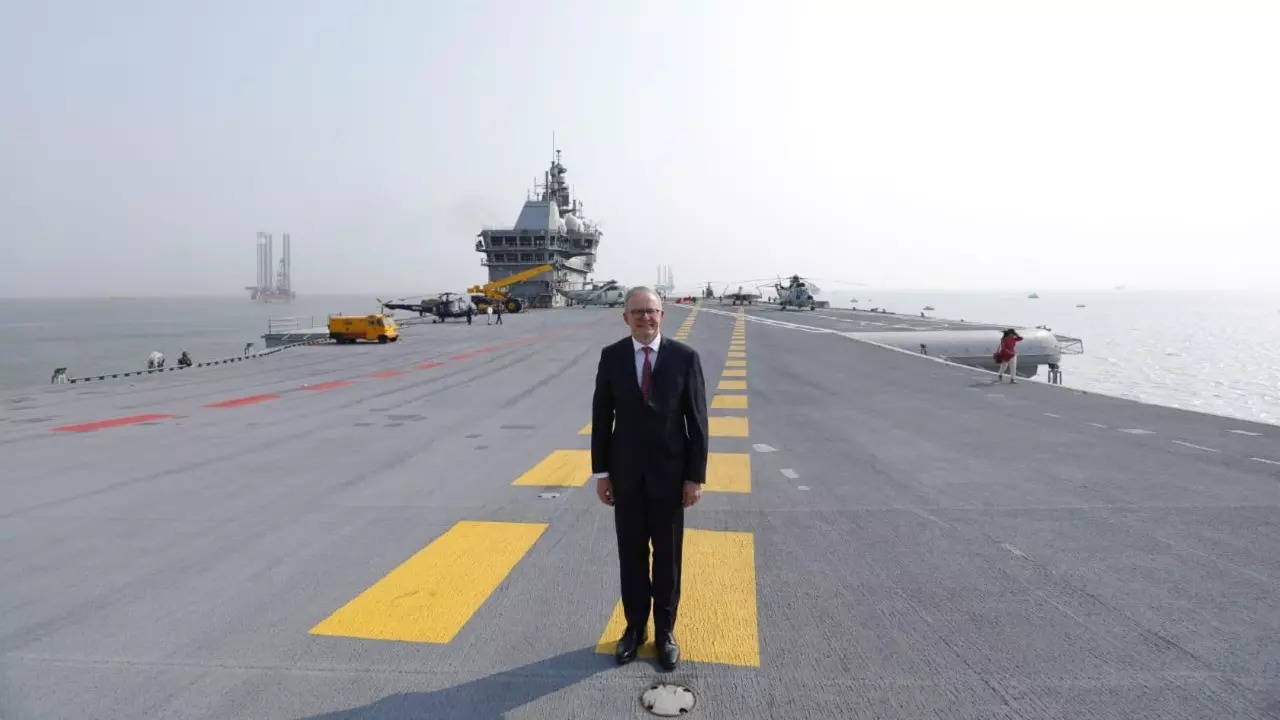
top-left (557, 280), bottom-right (627, 307)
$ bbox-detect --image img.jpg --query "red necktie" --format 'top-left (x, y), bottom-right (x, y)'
top-left (641, 346), bottom-right (653, 404)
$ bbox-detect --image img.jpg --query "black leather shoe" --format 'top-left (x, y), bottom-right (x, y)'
top-left (615, 626), bottom-right (646, 665)
top-left (657, 633), bottom-right (680, 671)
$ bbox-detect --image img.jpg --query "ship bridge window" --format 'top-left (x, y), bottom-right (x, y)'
top-left (519, 236), bottom-right (532, 247)
top-left (520, 253), bottom-right (533, 262)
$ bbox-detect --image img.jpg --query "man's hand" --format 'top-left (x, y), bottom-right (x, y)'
top-left (682, 481), bottom-right (702, 508)
top-left (596, 475), bottom-right (614, 506)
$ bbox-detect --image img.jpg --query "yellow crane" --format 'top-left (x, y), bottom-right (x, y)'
top-left (466, 262), bottom-right (559, 313)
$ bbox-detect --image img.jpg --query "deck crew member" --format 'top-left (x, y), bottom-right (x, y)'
top-left (995, 328), bottom-right (1023, 383)
top-left (591, 286), bottom-right (708, 671)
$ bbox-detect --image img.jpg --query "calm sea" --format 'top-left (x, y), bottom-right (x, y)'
top-left (0, 294), bottom-right (380, 388)
top-left (2, 291), bottom-right (1278, 426)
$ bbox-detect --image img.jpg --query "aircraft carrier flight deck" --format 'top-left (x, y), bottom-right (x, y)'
top-left (2, 303), bottom-right (1277, 719)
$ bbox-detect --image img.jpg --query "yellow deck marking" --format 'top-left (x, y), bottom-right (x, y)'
top-left (712, 394), bottom-right (749, 409)
top-left (710, 416), bottom-right (750, 437)
top-left (310, 521), bottom-right (547, 643)
top-left (718, 379), bottom-right (747, 391)
top-left (728, 351), bottom-right (746, 359)
top-left (579, 423), bottom-right (592, 435)
top-left (512, 449), bottom-right (591, 486)
top-left (729, 346), bottom-right (745, 352)
top-left (722, 369), bottom-right (747, 377)
top-left (595, 529), bottom-right (759, 667)
top-left (725, 360), bottom-right (746, 367)
top-left (705, 452), bottom-right (751, 492)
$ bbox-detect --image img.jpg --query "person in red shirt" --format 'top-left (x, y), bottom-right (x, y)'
top-left (995, 328), bottom-right (1023, 383)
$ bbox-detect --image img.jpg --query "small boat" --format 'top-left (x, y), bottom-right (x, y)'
top-left (1075, 303), bottom-right (1087, 308)
top-left (923, 305), bottom-right (935, 311)
top-left (1027, 292), bottom-right (1040, 299)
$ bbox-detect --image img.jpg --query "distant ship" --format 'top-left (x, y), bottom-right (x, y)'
top-left (1028, 292), bottom-right (1040, 299)
top-left (923, 305), bottom-right (935, 311)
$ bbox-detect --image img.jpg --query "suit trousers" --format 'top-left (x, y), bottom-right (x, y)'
top-left (613, 487), bottom-right (684, 636)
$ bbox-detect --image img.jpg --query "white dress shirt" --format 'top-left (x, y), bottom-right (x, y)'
top-left (631, 333), bottom-right (661, 386)
top-left (592, 334), bottom-right (661, 480)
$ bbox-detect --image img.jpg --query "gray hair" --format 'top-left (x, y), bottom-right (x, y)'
top-left (624, 286), bottom-right (662, 308)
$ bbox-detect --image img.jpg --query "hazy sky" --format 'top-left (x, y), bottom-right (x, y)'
top-left (2, 0), bottom-right (1277, 296)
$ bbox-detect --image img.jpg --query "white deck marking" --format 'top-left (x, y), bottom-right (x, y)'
top-left (1229, 429), bottom-right (1263, 436)
top-left (752, 443), bottom-right (777, 453)
top-left (1001, 543), bottom-right (1031, 560)
top-left (1171, 440), bottom-right (1221, 453)
top-left (780, 468), bottom-right (799, 479)
top-left (1118, 428), bottom-right (1155, 435)
top-left (1043, 412), bottom-right (1062, 418)
top-left (1087, 422), bottom-right (1108, 428)
top-left (796, 485), bottom-right (810, 491)
top-left (1250, 457), bottom-right (1280, 466)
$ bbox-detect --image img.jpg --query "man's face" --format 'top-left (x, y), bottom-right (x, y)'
top-left (624, 291), bottom-right (663, 342)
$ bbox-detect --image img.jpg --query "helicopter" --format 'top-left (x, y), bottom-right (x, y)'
top-left (379, 292), bottom-right (476, 322)
top-left (773, 274), bottom-right (820, 311)
top-left (379, 296), bottom-right (438, 317)
top-left (429, 292), bottom-right (477, 322)
top-left (557, 279), bottom-right (627, 307)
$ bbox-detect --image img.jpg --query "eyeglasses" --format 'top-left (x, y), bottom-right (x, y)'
top-left (628, 309), bottom-right (662, 317)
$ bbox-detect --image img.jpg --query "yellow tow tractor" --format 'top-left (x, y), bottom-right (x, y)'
top-left (328, 314), bottom-right (399, 344)
top-left (466, 262), bottom-right (560, 313)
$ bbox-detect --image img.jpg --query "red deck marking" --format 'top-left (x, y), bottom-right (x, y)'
top-left (416, 361), bottom-right (444, 370)
top-left (451, 353), bottom-right (475, 360)
top-left (205, 394), bottom-right (280, 408)
top-left (53, 413), bottom-right (175, 432)
top-left (300, 380), bottom-right (353, 391)
top-left (369, 370), bottom-right (406, 378)
top-left (476, 346), bottom-right (501, 353)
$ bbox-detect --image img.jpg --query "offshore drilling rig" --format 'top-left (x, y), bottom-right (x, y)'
top-left (245, 232), bottom-right (295, 302)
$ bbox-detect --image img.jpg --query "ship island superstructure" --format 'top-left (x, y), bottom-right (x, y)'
top-left (475, 150), bottom-right (601, 308)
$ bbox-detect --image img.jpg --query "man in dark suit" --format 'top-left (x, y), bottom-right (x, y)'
top-left (591, 287), bottom-right (708, 671)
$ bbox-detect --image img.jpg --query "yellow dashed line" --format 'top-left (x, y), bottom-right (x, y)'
top-left (712, 394), bottom-right (748, 409)
top-left (512, 449), bottom-right (592, 486)
top-left (710, 416), bottom-right (749, 437)
top-left (722, 369), bottom-right (747, 377)
top-left (596, 529), bottom-right (759, 667)
top-left (310, 521), bottom-right (547, 644)
top-left (705, 452), bottom-right (751, 492)
top-left (718, 379), bottom-right (748, 391)
top-left (725, 360), bottom-right (746, 367)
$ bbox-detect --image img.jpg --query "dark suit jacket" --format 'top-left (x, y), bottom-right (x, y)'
top-left (591, 336), bottom-right (709, 500)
